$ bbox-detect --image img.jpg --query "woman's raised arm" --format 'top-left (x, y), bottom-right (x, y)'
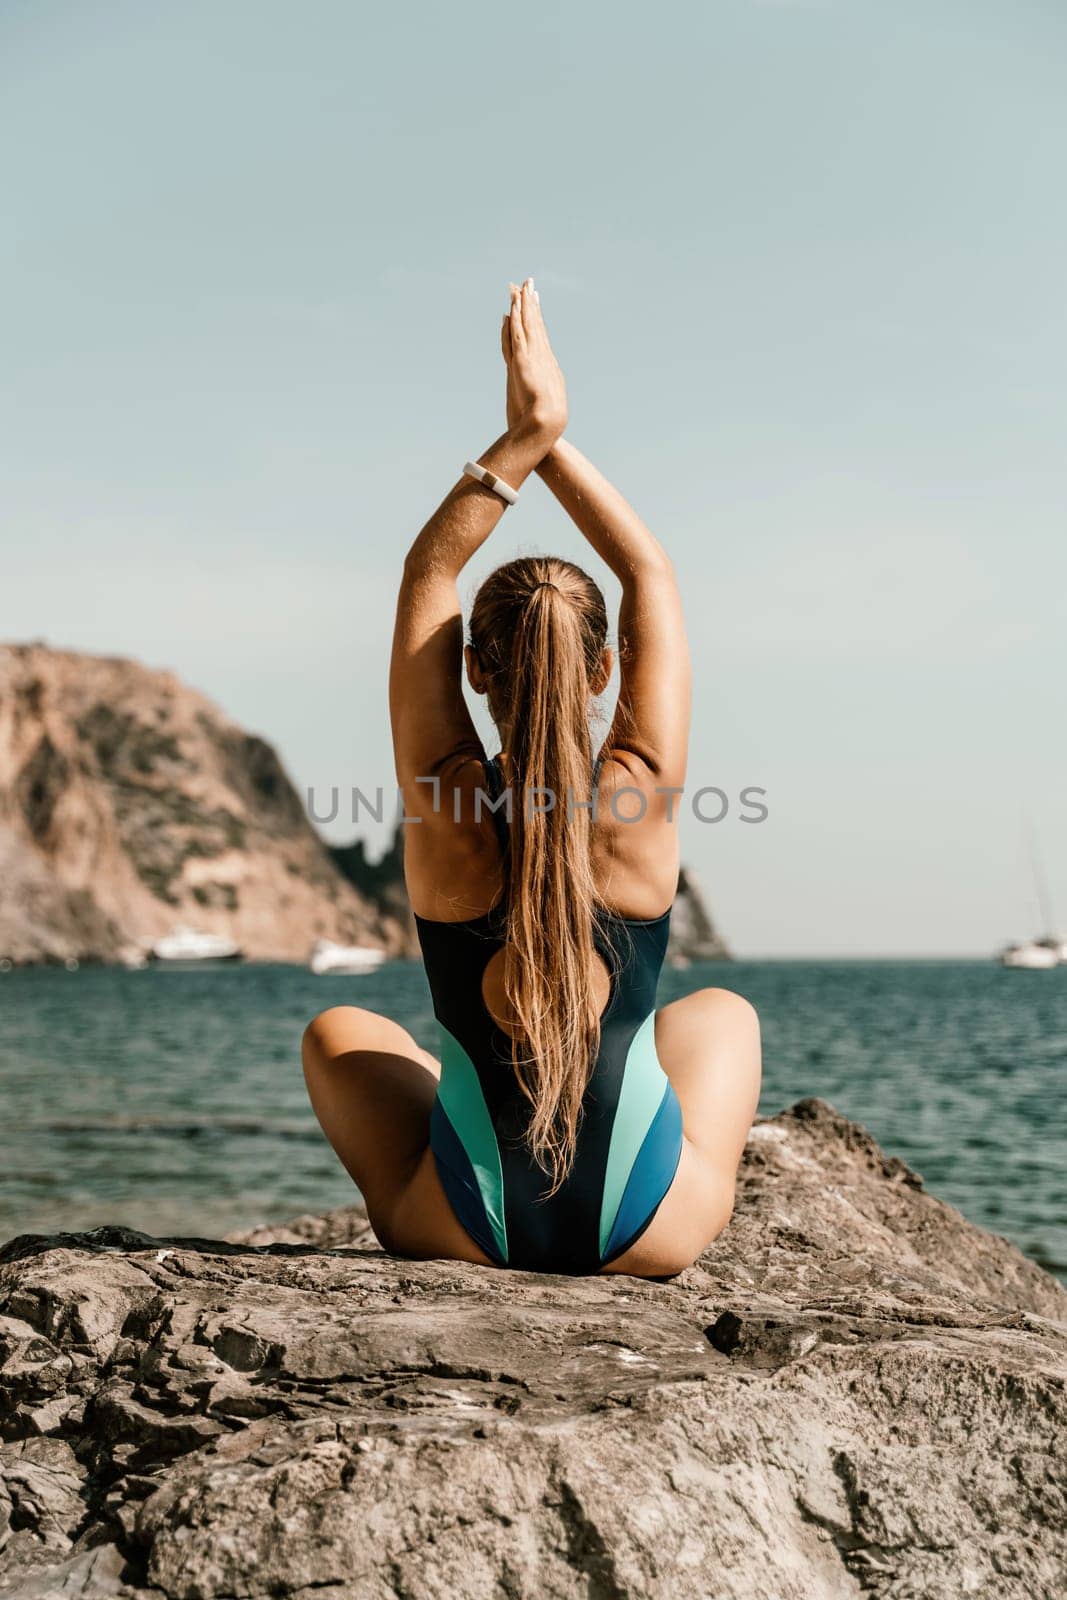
top-left (389, 281), bottom-right (566, 798)
top-left (535, 438), bottom-right (691, 788)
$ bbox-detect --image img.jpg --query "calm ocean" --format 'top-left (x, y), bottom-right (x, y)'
top-left (1, 960), bottom-right (1064, 1279)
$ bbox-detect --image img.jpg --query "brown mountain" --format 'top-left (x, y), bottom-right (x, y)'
top-left (670, 865), bottom-right (731, 961)
top-left (0, 644), bottom-right (401, 964)
top-left (0, 644), bottom-right (730, 967)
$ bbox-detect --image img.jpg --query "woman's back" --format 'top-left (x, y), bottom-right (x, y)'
top-left (414, 756), bottom-right (682, 1274)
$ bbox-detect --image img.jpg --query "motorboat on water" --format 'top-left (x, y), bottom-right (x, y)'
top-left (151, 926), bottom-right (243, 965)
top-left (309, 939), bottom-right (388, 976)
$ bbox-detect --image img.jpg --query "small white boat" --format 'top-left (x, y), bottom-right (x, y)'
top-left (998, 940), bottom-right (1060, 970)
top-left (151, 926), bottom-right (242, 965)
top-left (309, 939), bottom-right (387, 976)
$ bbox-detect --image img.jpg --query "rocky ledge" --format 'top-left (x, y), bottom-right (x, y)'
top-left (1, 1100), bottom-right (1064, 1599)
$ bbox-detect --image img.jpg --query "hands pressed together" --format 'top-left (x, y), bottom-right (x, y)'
top-left (502, 278), bottom-right (568, 450)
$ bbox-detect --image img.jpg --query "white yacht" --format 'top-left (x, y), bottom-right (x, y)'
top-left (151, 926), bottom-right (242, 965)
top-left (997, 828), bottom-right (1066, 968)
top-left (309, 939), bottom-right (388, 976)
top-left (998, 940), bottom-right (1060, 970)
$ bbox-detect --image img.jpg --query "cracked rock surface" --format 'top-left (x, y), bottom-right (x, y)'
top-left (1, 1099), bottom-right (1064, 1599)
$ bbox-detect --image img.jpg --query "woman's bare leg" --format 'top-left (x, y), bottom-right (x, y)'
top-left (603, 987), bottom-right (762, 1277)
top-left (301, 1006), bottom-right (492, 1265)
top-left (303, 989), bottom-right (759, 1278)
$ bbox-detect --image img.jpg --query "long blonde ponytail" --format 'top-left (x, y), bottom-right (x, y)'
top-left (469, 556), bottom-right (608, 1190)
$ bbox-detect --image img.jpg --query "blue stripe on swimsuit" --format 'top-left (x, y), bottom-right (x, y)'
top-left (413, 756), bottom-right (683, 1275)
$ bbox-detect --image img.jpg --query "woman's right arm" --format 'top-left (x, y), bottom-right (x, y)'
top-left (536, 439), bottom-right (691, 790)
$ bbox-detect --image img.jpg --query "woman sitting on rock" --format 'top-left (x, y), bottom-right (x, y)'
top-left (303, 280), bottom-right (762, 1276)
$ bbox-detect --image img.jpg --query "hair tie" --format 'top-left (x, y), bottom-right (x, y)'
top-left (531, 580), bottom-right (558, 595)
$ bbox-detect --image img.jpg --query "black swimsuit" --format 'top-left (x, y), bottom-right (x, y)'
top-left (413, 757), bottom-right (683, 1275)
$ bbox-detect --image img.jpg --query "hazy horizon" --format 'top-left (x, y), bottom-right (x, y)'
top-left (3, 0), bottom-right (1065, 957)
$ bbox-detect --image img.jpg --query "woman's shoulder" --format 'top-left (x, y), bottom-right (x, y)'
top-left (401, 745), bottom-right (508, 922)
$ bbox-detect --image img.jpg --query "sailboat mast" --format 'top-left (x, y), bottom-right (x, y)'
top-left (1026, 825), bottom-right (1057, 940)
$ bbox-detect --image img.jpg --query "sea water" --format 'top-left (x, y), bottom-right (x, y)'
top-left (0, 960), bottom-right (1063, 1279)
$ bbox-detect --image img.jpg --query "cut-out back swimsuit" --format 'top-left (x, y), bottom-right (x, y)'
top-left (413, 756), bottom-right (684, 1274)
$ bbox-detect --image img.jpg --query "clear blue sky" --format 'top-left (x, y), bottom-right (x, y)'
top-left (3, 0), bottom-right (1065, 956)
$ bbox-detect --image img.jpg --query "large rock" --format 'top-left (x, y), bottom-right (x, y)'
top-left (0, 643), bottom-right (404, 964)
top-left (1, 1100), bottom-right (1063, 1598)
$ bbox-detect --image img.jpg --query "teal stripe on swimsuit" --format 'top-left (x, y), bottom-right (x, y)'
top-left (435, 1023), bottom-right (508, 1263)
top-left (598, 1011), bottom-right (670, 1258)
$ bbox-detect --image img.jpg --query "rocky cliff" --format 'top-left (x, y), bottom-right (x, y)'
top-left (0, 645), bottom-right (730, 968)
top-left (669, 865), bottom-right (730, 961)
top-left (0, 644), bottom-right (403, 964)
top-left (1, 1100), bottom-right (1063, 1598)
top-left (329, 828), bottom-right (416, 954)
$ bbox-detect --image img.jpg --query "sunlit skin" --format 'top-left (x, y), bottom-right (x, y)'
top-left (303, 280), bottom-right (762, 1277)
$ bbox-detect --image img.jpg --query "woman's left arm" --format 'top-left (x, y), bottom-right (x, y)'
top-left (390, 282), bottom-right (567, 802)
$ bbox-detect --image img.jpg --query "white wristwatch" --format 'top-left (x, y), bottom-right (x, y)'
top-left (462, 460), bottom-right (519, 506)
